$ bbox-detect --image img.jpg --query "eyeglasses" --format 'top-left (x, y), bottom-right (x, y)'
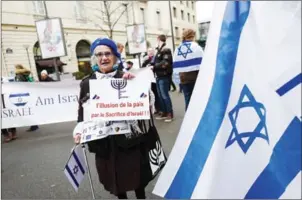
top-left (95, 51), bottom-right (112, 58)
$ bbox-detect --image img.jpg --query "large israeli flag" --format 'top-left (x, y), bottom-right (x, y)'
top-left (153, 1), bottom-right (301, 199)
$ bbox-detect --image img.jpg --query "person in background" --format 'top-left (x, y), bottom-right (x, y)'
top-left (124, 61), bottom-right (134, 72)
top-left (142, 48), bottom-right (154, 67)
top-left (15, 64), bottom-right (39, 132)
top-left (117, 43), bottom-right (124, 55)
top-left (172, 29), bottom-right (204, 111)
top-left (15, 64), bottom-right (33, 82)
top-left (142, 48), bottom-right (161, 114)
top-left (117, 42), bottom-right (127, 71)
top-left (74, 38), bottom-right (161, 199)
top-left (1, 128), bottom-right (17, 143)
top-left (1, 77), bottom-right (17, 142)
top-left (40, 70), bottom-right (54, 82)
top-left (151, 35), bottom-right (174, 122)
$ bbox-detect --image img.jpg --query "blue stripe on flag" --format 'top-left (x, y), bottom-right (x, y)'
top-left (245, 117), bottom-right (301, 199)
top-left (165, 1), bottom-right (251, 199)
top-left (72, 151), bottom-right (85, 174)
top-left (65, 165), bottom-right (79, 188)
top-left (276, 73), bottom-right (302, 96)
top-left (173, 57), bottom-right (203, 69)
top-left (14, 103), bottom-right (27, 106)
top-left (9, 93), bottom-right (30, 98)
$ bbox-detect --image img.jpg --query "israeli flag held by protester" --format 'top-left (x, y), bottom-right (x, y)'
top-left (172, 40), bottom-right (204, 74)
top-left (64, 145), bottom-right (87, 191)
top-left (153, 1), bottom-right (301, 199)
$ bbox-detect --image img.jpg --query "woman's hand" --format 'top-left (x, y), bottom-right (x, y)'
top-left (122, 72), bottom-right (135, 80)
top-left (74, 133), bottom-right (81, 144)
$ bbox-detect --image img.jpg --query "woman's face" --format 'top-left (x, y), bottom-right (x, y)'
top-left (94, 45), bottom-right (116, 73)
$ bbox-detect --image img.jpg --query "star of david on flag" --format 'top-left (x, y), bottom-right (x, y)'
top-left (226, 84), bottom-right (269, 153)
top-left (64, 145), bottom-right (87, 191)
top-left (177, 43), bottom-right (193, 59)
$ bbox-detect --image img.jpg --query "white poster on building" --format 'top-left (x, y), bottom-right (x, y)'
top-left (35, 17), bottom-right (67, 59)
top-left (1, 81), bottom-right (80, 129)
top-left (126, 24), bottom-right (147, 54)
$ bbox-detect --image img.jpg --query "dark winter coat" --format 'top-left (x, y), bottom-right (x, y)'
top-left (77, 70), bottom-right (159, 195)
top-left (151, 44), bottom-right (173, 78)
top-left (41, 76), bottom-right (55, 82)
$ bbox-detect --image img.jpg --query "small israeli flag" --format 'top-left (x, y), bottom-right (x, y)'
top-left (64, 145), bottom-right (86, 191)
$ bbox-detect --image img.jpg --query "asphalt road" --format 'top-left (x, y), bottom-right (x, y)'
top-left (1, 91), bottom-right (185, 199)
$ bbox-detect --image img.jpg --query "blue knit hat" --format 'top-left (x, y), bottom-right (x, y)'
top-left (90, 38), bottom-right (121, 59)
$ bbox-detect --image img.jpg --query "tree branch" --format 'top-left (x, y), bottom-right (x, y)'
top-left (85, 17), bottom-right (110, 38)
top-left (108, 3), bottom-right (125, 16)
top-left (111, 7), bottom-right (127, 30)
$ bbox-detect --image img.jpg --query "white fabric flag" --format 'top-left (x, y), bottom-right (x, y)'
top-left (64, 145), bottom-right (87, 191)
top-left (172, 41), bottom-right (204, 73)
top-left (153, 1), bottom-right (301, 199)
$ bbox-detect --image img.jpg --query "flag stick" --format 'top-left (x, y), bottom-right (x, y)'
top-left (81, 144), bottom-right (96, 199)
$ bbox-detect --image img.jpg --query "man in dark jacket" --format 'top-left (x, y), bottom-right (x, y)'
top-left (151, 35), bottom-right (174, 122)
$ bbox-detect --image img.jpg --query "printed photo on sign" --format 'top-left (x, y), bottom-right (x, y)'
top-left (35, 18), bottom-right (67, 59)
top-left (126, 24), bottom-right (147, 54)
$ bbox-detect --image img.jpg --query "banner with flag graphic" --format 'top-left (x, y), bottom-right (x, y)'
top-left (64, 145), bottom-right (87, 191)
top-left (153, 1), bottom-right (301, 199)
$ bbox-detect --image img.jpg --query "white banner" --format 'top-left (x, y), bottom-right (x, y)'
top-left (1, 81), bottom-right (80, 129)
top-left (88, 77), bottom-right (151, 121)
top-left (1, 68), bottom-right (155, 129)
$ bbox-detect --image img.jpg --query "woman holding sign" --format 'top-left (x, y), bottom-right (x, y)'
top-left (74, 38), bottom-right (166, 199)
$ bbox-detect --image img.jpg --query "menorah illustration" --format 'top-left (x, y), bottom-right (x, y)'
top-left (111, 79), bottom-right (128, 99)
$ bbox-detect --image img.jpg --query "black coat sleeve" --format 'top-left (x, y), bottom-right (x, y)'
top-left (77, 80), bottom-right (89, 122)
top-left (142, 58), bottom-right (151, 68)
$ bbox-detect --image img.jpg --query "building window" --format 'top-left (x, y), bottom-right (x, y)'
top-left (156, 11), bottom-right (162, 29)
top-left (187, 13), bottom-right (190, 22)
top-left (186, 1), bottom-right (189, 7)
top-left (181, 10), bottom-right (184, 20)
top-left (33, 1), bottom-right (45, 15)
top-left (175, 26), bottom-right (179, 38)
top-left (191, 1), bottom-right (194, 9)
top-left (180, 1), bottom-right (183, 4)
top-left (173, 7), bottom-right (177, 18)
top-left (74, 1), bottom-right (87, 22)
top-left (193, 15), bottom-right (195, 23)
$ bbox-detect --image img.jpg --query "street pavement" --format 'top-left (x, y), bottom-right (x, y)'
top-left (1, 91), bottom-right (186, 199)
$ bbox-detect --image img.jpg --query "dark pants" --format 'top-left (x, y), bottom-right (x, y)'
top-left (182, 82), bottom-right (196, 111)
top-left (156, 77), bottom-right (173, 114)
top-left (29, 125), bottom-right (39, 131)
top-left (151, 82), bottom-right (160, 112)
top-left (179, 84), bottom-right (183, 93)
top-left (1, 128), bottom-right (16, 136)
top-left (117, 187), bottom-right (146, 199)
